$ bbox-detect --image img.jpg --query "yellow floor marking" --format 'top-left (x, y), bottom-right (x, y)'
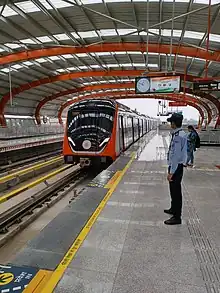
top-left (23, 270), bottom-right (52, 293)
top-left (0, 165), bottom-right (70, 204)
top-left (0, 156), bottom-right (62, 184)
top-left (105, 171), bottom-right (122, 189)
top-left (41, 153), bottom-right (135, 293)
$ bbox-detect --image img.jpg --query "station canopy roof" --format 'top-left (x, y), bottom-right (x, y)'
top-left (0, 0), bottom-right (220, 121)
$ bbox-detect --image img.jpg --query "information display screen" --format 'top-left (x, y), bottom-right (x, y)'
top-left (193, 81), bottom-right (220, 91)
top-left (135, 76), bottom-right (181, 94)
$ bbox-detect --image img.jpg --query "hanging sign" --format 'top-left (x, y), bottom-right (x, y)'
top-left (135, 76), bottom-right (181, 94)
top-left (169, 102), bottom-right (187, 107)
top-left (193, 81), bottom-right (220, 91)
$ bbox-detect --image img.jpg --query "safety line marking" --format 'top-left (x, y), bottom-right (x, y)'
top-left (0, 156), bottom-right (62, 184)
top-left (23, 270), bottom-right (52, 293)
top-left (0, 165), bottom-right (71, 204)
top-left (40, 153), bottom-right (135, 293)
top-left (104, 171), bottom-right (122, 189)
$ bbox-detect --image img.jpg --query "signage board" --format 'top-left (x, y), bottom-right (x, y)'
top-left (135, 76), bottom-right (181, 94)
top-left (169, 102), bottom-right (187, 107)
top-left (193, 81), bottom-right (220, 91)
top-left (0, 264), bottom-right (38, 293)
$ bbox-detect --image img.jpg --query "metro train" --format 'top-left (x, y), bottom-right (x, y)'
top-left (63, 98), bottom-right (158, 167)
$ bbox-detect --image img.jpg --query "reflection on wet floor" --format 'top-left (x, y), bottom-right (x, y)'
top-left (138, 131), bottom-right (170, 161)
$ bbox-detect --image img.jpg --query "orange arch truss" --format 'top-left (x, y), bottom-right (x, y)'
top-left (1, 43), bottom-right (220, 66)
top-left (35, 83), bottom-right (213, 125)
top-left (57, 92), bottom-right (205, 126)
top-left (1, 70), bottom-right (219, 126)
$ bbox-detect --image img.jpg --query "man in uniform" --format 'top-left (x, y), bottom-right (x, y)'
top-left (164, 113), bottom-right (187, 225)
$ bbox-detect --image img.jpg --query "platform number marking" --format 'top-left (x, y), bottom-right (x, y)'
top-left (0, 273), bottom-right (14, 286)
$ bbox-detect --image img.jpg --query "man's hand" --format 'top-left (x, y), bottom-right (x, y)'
top-left (167, 173), bottom-right (173, 182)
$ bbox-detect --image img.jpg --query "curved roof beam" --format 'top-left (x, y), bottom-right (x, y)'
top-left (0, 70), bottom-right (197, 126)
top-left (0, 43), bottom-right (220, 66)
top-left (57, 92), bottom-right (205, 125)
top-left (0, 71), bottom-right (219, 126)
top-left (35, 83), bottom-right (214, 124)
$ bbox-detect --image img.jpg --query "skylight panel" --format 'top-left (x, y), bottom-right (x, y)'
top-left (54, 33), bottom-right (70, 40)
top-left (184, 31), bottom-right (204, 39)
top-left (62, 54), bottom-right (73, 59)
top-left (99, 29), bottom-right (117, 36)
top-left (49, 56), bottom-right (60, 61)
top-left (210, 34), bottom-right (220, 43)
top-left (114, 51), bottom-right (127, 55)
top-left (71, 32), bottom-right (80, 39)
top-left (128, 51), bottom-right (142, 55)
top-left (92, 52), bottom-right (111, 56)
top-left (81, 0), bottom-right (102, 3)
top-left (41, 0), bottom-right (73, 9)
top-left (35, 58), bottom-right (47, 63)
top-left (162, 29), bottom-right (182, 37)
top-left (76, 53), bottom-right (88, 57)
top-left (16, 1), bottom-right (40, 13)
top-left (79, 66), bottom-right (89, 70)
top-left (105, 64), bottom-right (120, 68)
top-left (105, 0), bottom-right (131, 2)
top-left (37, 36), bottom-right (52, 43)
top-left (0, 6), bottom-right (18, 17)
top-left (78, 31), bottom-right (98, 38)
top-left (90, 65), bottom-right (101, 68)
top-left (21, 39), bottom-right (36, 44)
top-left (194, 0), bottom-right (219, 3)
top-left (120, 63), bottom-right (132, 67)
top-left (67, 67), bottom-right (77, 70)
top-left (23, 61), bottom-right (33, 66)
top-left (5, 43), bottom-right (21, 49)
top-left (117, 29), bottom-right (137, 35)
top-left (12, 64), bottom-right (23, 69)
top-left (1, 68), bottom-right (13, 73)
top-left (57, 69), bottom-right (66, 72)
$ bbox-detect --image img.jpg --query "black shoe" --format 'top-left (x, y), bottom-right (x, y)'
top-left (164, 209), bottom-right (174, 215)
top-left (164, 216), bottom-right (181, 225)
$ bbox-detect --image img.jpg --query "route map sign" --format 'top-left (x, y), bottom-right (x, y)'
top-left (0, 264), bottom-right (38, 293)
top-left (193, 81), bottom-right (220, 91)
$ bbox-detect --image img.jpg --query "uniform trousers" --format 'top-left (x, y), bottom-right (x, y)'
top-left (168, 164), bottom-right (183, 219)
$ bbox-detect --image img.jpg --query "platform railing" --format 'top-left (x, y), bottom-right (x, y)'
top-left (200, 129), bottom-right (220, 144)
top-left (0, 124), bottom-right (64, 139)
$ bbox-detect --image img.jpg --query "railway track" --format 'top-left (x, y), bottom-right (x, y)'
top-left (0, 166), bottom-right (87, 248)
top-left (0, 149), bottom-right (61, 174)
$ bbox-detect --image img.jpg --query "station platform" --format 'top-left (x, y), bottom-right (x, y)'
top-left (1, 130), bottom-right (220, 293)
top-left (0, 134), bottom-right (63, 153)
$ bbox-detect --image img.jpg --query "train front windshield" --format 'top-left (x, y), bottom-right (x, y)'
top-left (67, 100), bottom-right (116, 152)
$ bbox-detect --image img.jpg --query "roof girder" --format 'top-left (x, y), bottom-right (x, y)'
top-left (57, 92), bottom-right (205, 126)
top-left (0, 69), bottom-right (219, 126)
top-left (1, 43), bottom-right (220, 66)
top-left (35, 83), bottom-right (213, 125)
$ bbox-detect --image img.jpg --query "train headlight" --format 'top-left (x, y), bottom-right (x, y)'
top-left (82, 140), bottom-right (92, 150)
top-left (99, 137), bottom-right (110, 148)
top-left (68, 137), bottom-right (76, 146)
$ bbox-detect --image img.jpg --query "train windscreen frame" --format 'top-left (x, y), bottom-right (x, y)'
top-left (67, 99), bottom-right (116, 152)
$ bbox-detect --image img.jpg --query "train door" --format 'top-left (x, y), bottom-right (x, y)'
top-left (141, 119), bottom-right (144, 136)
top-left (119, 116), bottom-right (125, 151)
top-left (138, 119), bottom-right (141, 138)
top-left (131, 117), bottom-right (134, 142)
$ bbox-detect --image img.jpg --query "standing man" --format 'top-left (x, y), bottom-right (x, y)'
top-left (164, 113), bottom-right (187, 225)
top-left (186, 125), bottom-right (197, 167)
